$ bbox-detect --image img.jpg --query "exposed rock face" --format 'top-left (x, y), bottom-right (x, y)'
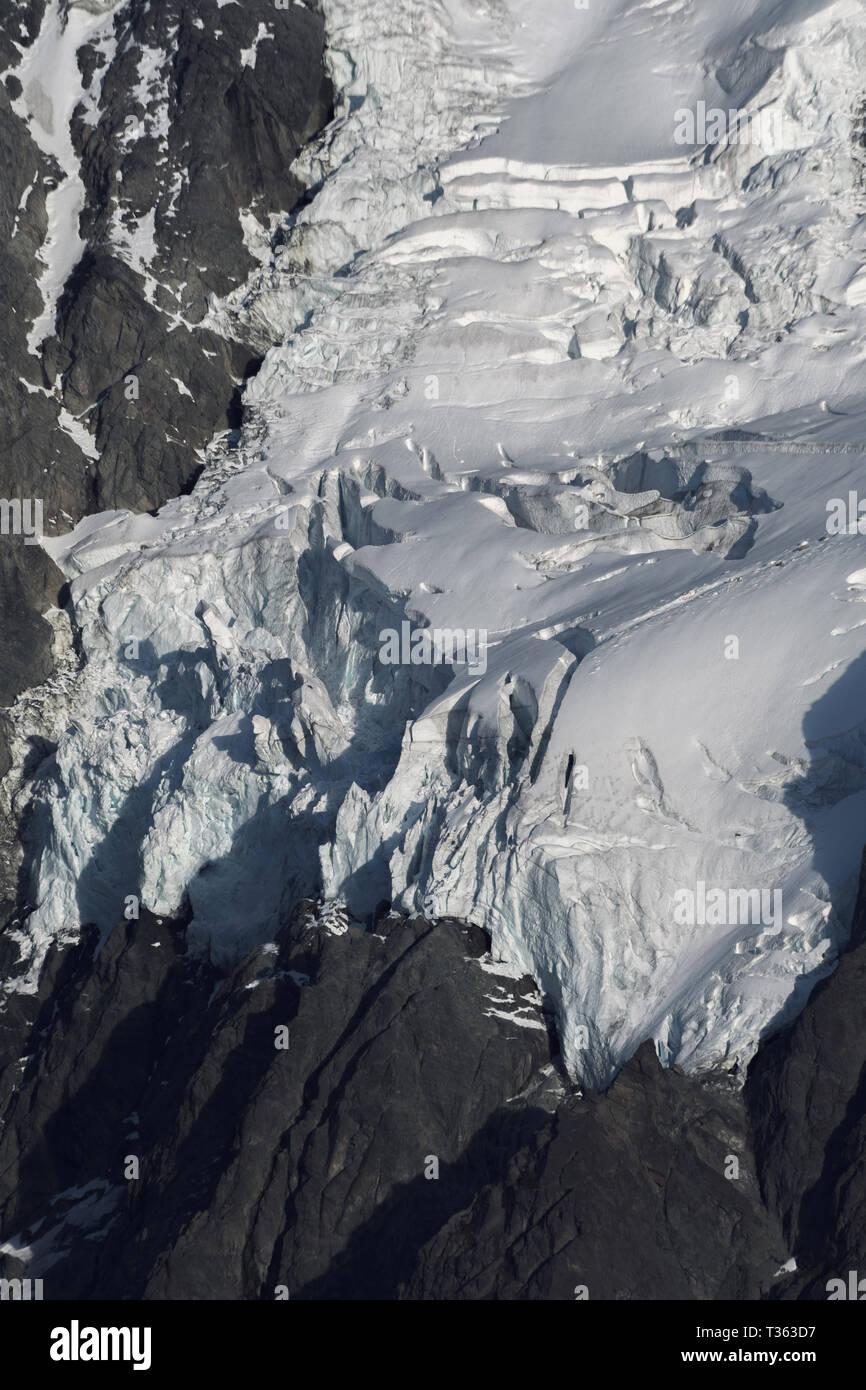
top-left (398, 1047), bottom-right (777, 1302)
top-left (0, 891), bottom-right (813, 1301)
top-left (2, 870), bottom-right (864, 1301)
top-left (0, 74), bottom-right (81, 763)
top-left (46, 0), bottom-right (332, 513)
top-left (2, 856), bottom-right (866, 1301)
top-left (2, 0), bottom-right (866, 1306)
top-left (0, 904), bottom-right (556, 1298)
top-left (0, 0), bottom-right (332, 775)
top-left (745, 849), bottom-right (866, 1300)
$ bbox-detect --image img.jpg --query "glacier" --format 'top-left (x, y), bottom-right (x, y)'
top-left (7, 0), bottom-right (866, 1088)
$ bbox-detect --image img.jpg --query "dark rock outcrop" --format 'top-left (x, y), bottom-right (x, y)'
top-left (0, 897), bottom-right (791, 1301)
top-left (0, 0), bottom-right (332, 779)
top-left (745, 848), bottom-right (866, 1300)
top-left (2, 0), bottom-right (865, 1308)
top-left (3, 862), bottom-right (866, 1300)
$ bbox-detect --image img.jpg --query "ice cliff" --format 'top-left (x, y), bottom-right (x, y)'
top-left (9, 0), bottom-right (866, 1087)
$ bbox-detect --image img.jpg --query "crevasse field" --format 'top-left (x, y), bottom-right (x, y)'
top-left (13, 0), bottom-right (866, 1087)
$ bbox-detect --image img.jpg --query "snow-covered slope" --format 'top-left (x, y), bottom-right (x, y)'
top-left (13, 0), bottom-right (866, 1086)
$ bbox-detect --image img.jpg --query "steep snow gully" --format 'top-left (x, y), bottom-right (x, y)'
top-left (7, 0), bottom-right (866, 1090)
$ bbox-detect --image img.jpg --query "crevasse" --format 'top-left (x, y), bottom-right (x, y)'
top-left (11, 0), bottom-right (866, 1087)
